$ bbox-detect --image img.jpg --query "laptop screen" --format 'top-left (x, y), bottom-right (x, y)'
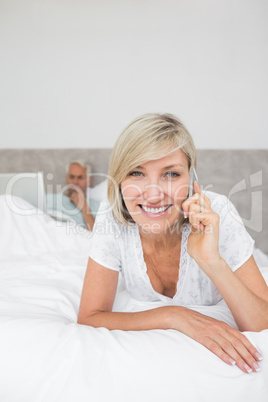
top-left (0, 172), bottom-right (46, 212)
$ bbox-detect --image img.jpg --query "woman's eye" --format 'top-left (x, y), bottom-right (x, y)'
top-left (129, 171), bottom-right (143, 177)
top-left (165, 171), bottom-right (180, 178)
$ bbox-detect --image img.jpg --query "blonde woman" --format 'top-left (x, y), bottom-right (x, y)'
top-left (78, 113), bottom-right (268, 374)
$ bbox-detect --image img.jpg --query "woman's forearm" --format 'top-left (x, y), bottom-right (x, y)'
top-left (77, 305), bottom-right (184, 331)
top-left (204, 257), bottom-right (268, 332)
top-left (78, 302), bottom-right (263, 373)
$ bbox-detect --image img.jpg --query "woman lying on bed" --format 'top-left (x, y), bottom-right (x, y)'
top-left (78, 113), bottom-right (268, 374)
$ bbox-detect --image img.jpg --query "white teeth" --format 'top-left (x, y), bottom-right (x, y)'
top-left (141, 205), bottom-right (169, 213)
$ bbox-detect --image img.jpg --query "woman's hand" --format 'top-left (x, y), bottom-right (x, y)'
top-left (171, 307), bottom-right (262, 373)
top-left (182, 182), bottom-right (221, 271)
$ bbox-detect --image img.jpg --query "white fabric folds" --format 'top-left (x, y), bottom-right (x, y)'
top-left (0, 195), bottom-right (267, 402)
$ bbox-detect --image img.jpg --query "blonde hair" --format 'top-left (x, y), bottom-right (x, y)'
top-left (107, 113), bottom-right (197, 225)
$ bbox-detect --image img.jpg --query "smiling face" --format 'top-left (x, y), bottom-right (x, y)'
top-left (120, 149), bottom-right (190, 235)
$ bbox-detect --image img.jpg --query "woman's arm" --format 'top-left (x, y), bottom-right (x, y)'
top-left (78, 258), bottom-right (262, 373)
top-left (183, 182), bottom-right (268, 332)
top-left (203, 255), bottom-right (268, 331)
top-left (78, 257), bottom-right (175, 330)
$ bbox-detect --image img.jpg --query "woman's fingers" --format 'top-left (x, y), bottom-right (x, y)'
top-left (235, 331), bottom-right (263, 362)
top-left (188, 203), bottom-right (206, 227)
top-left (197, 325), bottom-right (262, 373)
top-left (201, 336), bottom-right (238, 367)
top-left (183, 311), bottom-right (263, 374)
top-left (183, 193), bottom-right (204, 213)
top-left (182, 185), bottom-right (211, 218)
top-left (227, 330), bottom-right (263, 372)
top-left (211, 329), bottom-right (262, 373)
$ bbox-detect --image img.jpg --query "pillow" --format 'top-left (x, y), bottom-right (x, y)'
top-left (46, 209), bottom-right (77, 223)
top-left (0, 195), bottom-right (91, 258)
top-left (88, 180), bottom-right (107, 202)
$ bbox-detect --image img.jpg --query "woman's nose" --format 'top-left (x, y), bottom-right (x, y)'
top-left (143, 183), bottom-right (164, 203)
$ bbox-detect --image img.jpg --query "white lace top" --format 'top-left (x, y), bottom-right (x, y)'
top-left (88, 192), bottom-right (254, 306)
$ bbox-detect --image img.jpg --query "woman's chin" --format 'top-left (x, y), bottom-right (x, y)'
top-left (137, 218), bottom-right (181, 236)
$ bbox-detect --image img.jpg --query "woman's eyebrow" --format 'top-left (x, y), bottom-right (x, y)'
top-left (135, 163), bottom-right (185, 169)
top-left (163, 164), bottom-right (185, 170)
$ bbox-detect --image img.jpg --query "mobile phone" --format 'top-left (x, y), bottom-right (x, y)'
top-left (188, 167), bottom-right (198, 198)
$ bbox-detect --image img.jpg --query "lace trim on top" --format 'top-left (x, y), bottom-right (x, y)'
top-left (175, 224), bottom-right (191, 301)
top-left (134, 223), bottom-right (191, 301)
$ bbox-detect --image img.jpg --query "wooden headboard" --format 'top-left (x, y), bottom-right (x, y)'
top-left (0, 149), bottom-right (267, 253)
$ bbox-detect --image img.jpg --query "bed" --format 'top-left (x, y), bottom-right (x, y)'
top-left (0, 149), bottom-right (268, 402)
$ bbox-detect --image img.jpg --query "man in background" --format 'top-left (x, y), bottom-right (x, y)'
top-left (46, 160), bottom-right (100, 231)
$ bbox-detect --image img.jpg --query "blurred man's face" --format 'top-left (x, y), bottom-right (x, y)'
top-left (66, 163), bottom-right (88, 193)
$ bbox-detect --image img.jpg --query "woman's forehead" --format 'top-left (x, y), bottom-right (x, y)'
top-left (137, 149), bottom-right (188, 169)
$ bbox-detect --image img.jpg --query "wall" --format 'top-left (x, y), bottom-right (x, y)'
top-left (0, 0), bottom-right (267, 149)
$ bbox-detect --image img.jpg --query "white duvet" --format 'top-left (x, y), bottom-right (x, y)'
top-left (0, 195), bottom-right (268, 402)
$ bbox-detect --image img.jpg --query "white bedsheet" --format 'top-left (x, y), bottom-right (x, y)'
top-left (0, 195), bottom-right (268, 402)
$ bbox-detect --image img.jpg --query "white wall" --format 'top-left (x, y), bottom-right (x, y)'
top-left (0, 0), bottom-right (267, 149)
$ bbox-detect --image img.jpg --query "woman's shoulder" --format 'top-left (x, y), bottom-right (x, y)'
top-left (204, 190), bottom-right (227, 203)
top-left (94, 199), bottom-right (118, 227)
top-left (203, 191), bottom-right (237, 223)
top-left (97, 199), bottom-right (112, 212)
top-left (204, 191), bottom-right (229, 211)
top-left (93, 200), bottom-right (132, 239)
top-left (205, 190), bottom-right (246, 230)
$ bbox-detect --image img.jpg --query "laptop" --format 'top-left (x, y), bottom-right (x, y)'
top-left (0, 172), bottom-right (46, 211)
